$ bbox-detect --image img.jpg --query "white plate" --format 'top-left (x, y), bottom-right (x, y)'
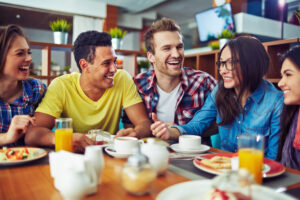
top-left (170, 143), bottom-right (210, 154)
top-left (104, 146), bottom-right (131, 159)
top-left (156, 180), bottom-right (296, 200)
top-left (0, 147), bottom-right (47, 166)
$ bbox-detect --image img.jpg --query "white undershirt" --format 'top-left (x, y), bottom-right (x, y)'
top-left (156, 83), bottom-right (181, 123)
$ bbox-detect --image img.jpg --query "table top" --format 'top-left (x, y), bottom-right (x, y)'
top-left (0, 147), bottom-right (299, 200)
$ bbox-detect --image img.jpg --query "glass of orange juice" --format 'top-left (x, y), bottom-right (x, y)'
top-left (55, 118), bottom-right (73, 152)
top-left (238, 134), bottom-right (264, 184)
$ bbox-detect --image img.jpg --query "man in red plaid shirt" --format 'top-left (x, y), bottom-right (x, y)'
top-left (122, 18), bottom-right (217, 143)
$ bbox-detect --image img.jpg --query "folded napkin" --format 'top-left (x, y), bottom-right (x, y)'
top-left (49, 151), bottom-right (86, 178)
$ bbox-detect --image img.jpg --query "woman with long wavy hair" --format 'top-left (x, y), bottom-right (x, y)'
top-left (151, 36), bottom-right (283, 160)
top-left (0, 25), bottom-right (46, 147)
top-left (277, 45), bottom-right (300, 170)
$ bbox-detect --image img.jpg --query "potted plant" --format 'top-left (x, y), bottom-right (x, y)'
top-left (49, 19), bottom-right (71, 44)
top-left (138, 60), bottom-right (150, 73)
top-left (109, 27), bottom-right (127, 49)
top-left (218, 29), bottom-right (235, 49)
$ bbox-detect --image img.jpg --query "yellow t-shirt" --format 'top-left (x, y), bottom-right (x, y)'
top-left (36, 70), bottom-right (142, 134)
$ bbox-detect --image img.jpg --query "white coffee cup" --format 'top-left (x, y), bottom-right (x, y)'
top-left (179, 135), bottom-right (201, 150)
top-left (114, 137), bottom-right (143, 154)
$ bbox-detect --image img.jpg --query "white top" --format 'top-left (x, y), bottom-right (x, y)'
top-left (156, 83), bottom-right (181, 123)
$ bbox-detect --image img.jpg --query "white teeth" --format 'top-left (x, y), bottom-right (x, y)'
top-left (283, 90), bottom-right (289, 94)
top-left (19, 66), bottom-right (29, 70)
top-left (168, 61), bottom-right (179, 65)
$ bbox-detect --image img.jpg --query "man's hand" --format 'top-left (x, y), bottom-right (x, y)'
top-left (150, 113), bottom-right (180, 140)
top-left (116, 128), bottom-right (138, 137)
top-left (72, 133), bottom-right (96, 153)
top-left (5, 115), bottom-right (36, 144)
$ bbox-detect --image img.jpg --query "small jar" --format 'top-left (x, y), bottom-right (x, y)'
top-left (121, 146), bottom-right (156, 196)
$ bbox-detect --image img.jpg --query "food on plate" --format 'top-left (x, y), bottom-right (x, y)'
top-left (205, 170), bottom-right (253, 200)
top-left (0, 147), bottom-right (32, 161)
top-left (200, 156), bottom-right (231, 169)
top-left (205, 188), bottom-right (237, 200)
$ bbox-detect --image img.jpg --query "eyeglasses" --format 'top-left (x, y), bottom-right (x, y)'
top-left (216, 59), bottom-right (239, 71)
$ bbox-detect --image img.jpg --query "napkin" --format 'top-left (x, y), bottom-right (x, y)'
top-left (49, 151), bottom-right (86, 178)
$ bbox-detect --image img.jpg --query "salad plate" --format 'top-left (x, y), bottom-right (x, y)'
top-left (0, 147), bottom-right (47, 166)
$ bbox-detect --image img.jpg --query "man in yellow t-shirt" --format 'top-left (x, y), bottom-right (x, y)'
top-left (25, 31), bottom-right (152, 151)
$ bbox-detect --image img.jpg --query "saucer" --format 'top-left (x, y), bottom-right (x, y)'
top-left (170, 143), bottom-right (210, 154)
top-left (104, 146), bottom-right (131, 159)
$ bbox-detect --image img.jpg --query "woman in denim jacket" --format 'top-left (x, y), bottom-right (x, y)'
top-left (151, 36), bottom-right (283, 160)
top-left (277, 45), bottom-right (300, 169)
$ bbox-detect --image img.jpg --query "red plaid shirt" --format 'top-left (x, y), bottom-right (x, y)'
top-left (122, 67), bottom-right (217, 125)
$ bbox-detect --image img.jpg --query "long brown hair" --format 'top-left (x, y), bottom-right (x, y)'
top-left (0, 24), bottom-right (27, 73)
top-left (277, 45), bottom-right (300, 161)
top-left (215, 36), bottom-right (270, 125)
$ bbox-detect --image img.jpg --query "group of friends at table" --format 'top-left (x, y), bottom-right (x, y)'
top-left (0, 17), bottom-right (300, 171)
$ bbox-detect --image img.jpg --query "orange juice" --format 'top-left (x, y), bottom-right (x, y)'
top-left (55, 128), bottom-right (73, 152)
top-left (238, 148), bottom-right (263, 184)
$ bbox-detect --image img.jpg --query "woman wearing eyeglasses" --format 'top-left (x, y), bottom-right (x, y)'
top-left (277, 45), bottom-right (300, 170)
top-left (151, 36), bottom-right (283, 160)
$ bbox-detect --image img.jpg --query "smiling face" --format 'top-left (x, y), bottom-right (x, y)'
top-left (219, 46), bottom-right (240, 91)
top-left (278, 58), bottom-right (300, 105)
top-left (147, 31), bottom-right (184, 78)
top-left (2, 36), bottom-right (32, 80)
top-left (82, 46), bottom-right (117, 90)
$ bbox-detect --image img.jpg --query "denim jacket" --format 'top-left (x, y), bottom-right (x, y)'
top-left (175, 79), bottom-right (283, 160)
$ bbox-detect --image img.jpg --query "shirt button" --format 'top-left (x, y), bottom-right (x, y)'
top-left (238, 121), bottom-right (240, 124)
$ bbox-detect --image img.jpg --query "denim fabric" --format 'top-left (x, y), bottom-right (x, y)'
top-left (175, 79), bottom-right (283, 160)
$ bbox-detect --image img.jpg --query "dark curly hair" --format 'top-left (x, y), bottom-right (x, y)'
top-left (73, 31), bottom-right (112, 72)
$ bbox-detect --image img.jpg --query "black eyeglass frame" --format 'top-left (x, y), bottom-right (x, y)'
top-left (216, 59), bottom-right (239, 71)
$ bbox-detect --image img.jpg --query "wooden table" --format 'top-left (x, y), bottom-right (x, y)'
top-left (0, 148), bottom-right (299, 200)
top-left (0, 154), bottom-right (188, 200)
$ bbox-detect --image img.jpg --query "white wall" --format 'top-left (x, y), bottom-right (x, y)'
top-left (0, 0), bottom-right (106, 18)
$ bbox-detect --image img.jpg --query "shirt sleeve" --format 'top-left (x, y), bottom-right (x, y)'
top-left (35, 78), bottom-right (64, 118)
top-left (179, 87), bottom-right (218, 135)
top-left (119, 70), bottom-right (142, 109)
top-left (265, 94), bottom-right (284, 160)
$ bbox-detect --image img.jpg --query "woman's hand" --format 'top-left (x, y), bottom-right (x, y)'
top-left (5, 115), bottom-right (36, 144)
top-left (150, 113), bottom-right (180, 140)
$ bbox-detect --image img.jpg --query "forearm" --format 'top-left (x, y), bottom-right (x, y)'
top-left (134, 120), bottom-right (152, 138)
top-left (168, 127), bottom-right (181, 140)
top-left (0, 133), bottom-right (9, 146)
top-left (25, 126), bottom-right (55, 147)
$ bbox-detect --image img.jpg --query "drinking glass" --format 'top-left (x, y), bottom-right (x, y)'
top-left (238, 134), bottom-right (264, 184)
top-left (55, 118), bottom-right (73, 152)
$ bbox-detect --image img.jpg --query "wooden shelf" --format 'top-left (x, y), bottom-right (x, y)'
top-left (185, 38), bottom-right (300, 83)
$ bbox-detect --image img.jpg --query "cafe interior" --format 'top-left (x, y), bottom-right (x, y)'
top-left (0, 0), bottom-right (300, 199)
